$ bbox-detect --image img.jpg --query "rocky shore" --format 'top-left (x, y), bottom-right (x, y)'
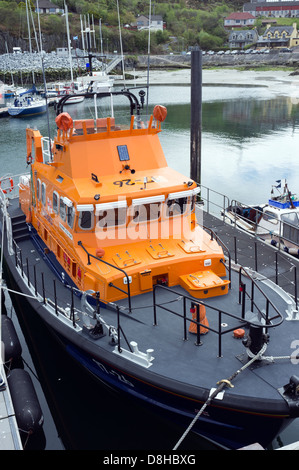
top-left (2, 50), bottom-right (299, 89)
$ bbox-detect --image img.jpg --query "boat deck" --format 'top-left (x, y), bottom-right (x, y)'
top-left (4, 197), bottom-right (299, 407)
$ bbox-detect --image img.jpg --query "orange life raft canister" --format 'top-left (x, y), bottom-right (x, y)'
top-left (189, 304), bottom-right (209, 335)
top-left (153, 105), bottom-right (167, 122)
top-left (55, 112), bottom-right (73, 131)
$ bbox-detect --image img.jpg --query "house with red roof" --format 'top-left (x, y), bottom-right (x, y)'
top-left (224, 12), bottom-right (256, 28)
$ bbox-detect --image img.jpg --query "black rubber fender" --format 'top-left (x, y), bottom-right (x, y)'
top-left (1, 315), bottom-right (22, 362)
top-left (7, 368), bottom-right (44, 433)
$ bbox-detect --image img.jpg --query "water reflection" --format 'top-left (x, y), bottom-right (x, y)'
top-left (1, 85), bottom-right (299, 206)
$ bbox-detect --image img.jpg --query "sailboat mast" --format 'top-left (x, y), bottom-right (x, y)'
top-left (116, 0), bottom-right (125, 88)
top-left (65, 2), bottom-right (74, 82)
top-left (25, 0), bottom-right (34, 83)
top-left (36, 0), bottom-right (43, 52)
top-left (99, 18), bottom-right (104, 72)
top-left (80, 15), bottom-right (86, 55)
top-left (146, 0), bottom-right (151, 115)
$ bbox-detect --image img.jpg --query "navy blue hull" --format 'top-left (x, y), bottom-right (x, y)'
top-left (8, 104), bottom-right (47, 117)
top-left (61, 338), bottom-right (290, 450)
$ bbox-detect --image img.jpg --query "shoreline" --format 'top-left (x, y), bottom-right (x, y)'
top-left (124, 68), bottom-right (299, 96)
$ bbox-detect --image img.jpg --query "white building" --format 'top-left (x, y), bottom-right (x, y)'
top-left (244, 1), bottom-right (299, 18)
top-left (34, 0), bottom-right (64, 14)
top-left (134, 15), bottom-right (164, 31)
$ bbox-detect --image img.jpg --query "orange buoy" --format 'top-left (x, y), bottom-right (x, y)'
top-left (0, 177), bottom-right (13, 194)
top-left (233, 328), bottom-right (245, 339)
top-left (189, 304), bottom-right (209, 335)
top-left (96, 247), bottom-right (105, 258)
top-left (153, 105), bottom-right (167, 122)
top-left (55, 112), bottom-right (73, 131)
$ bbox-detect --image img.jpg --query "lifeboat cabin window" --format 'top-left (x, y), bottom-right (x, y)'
top-left (131, 196), bottom-right (165, 223)
top-left (37, 178), bottom-right (41, 200)
top-left (191, 186), bottom-right (200, 211)
top-left (96, 201), bottom-right (127, 228)
top-left (166, 189), bottom-right (197, 218)
top-left (77, 204), bottom-right (94, 230)
top-left (41, 182), bottom-right (46, 206)
top-left (60, 197), bottom-right (66, 221)
top-left (53, 191), bottom-right (59, 214)
top-left (166, 197), bottom-right (188, 217)
top-left (67, 205), bottom-right (75, 229)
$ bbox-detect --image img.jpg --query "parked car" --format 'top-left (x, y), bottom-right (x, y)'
top-left (245, 49), bottom-right (253, 54)
top-left (231, 50), bottom-right (239, 54)
top-left (224, 50), bottom-right (231, 55)
top-left (207, 50), bottom-right (215, 55)
top-left (217, 50), bottom-right (224, 55)
top-left (281, 48), bottom-right (292, 52)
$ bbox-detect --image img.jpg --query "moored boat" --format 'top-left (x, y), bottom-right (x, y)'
top-left (45, 82), bottom-right (85, 104)
top-left (224, 180), bottom-right (299, 258)
top-left (7, 86), bottom-right (47, 118)
top-left (1, 90), bottom-right (299, 449)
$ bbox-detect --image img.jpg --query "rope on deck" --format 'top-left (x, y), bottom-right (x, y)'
top-left (172, 346), bottom-right (268, 450)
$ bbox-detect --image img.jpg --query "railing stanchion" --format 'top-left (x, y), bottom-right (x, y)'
top-left (26, 258), bottom-right (30, 286)
top-left (53, 279), bottom-right (58, 316)
top-left (218, 310), bottom-right (222, 357)
top-left (41, 272), bottom-right (46, 304)
top-left (34, 264), bottom-right (37, 296)
top-left (183, 296), bottom-right (187, 340)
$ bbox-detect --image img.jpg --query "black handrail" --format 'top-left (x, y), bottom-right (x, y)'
top-left (77, 240), bottom-right (132, 312)
top-left (153, 278), bottom-right (284, 357)
top-left (55, 90), bottom-right (144, 117)
top-left (153, 284), bottom-right (245, 357)
top-left (238, 266), bottom-right (284, 327)
top-left (202, 224), bottom-right (232, 288)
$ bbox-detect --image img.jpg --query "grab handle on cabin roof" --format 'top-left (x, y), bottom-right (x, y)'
top-left (55, 90), bottom-right (143, 117)
top-left (77, 240), bottom-right (132, 313)
top-left (202, 224), bottom-right (232, 288)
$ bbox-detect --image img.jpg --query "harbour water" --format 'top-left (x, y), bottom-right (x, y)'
top-left (1, 83), bottom-right (299, 450)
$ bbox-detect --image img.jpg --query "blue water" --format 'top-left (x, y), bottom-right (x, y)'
top-left (2, 84), bottom-right (299, 450)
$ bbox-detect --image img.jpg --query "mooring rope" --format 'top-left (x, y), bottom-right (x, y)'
top-left (172, 347), bottom-right (266, 450)
top-left (1, 285), bottom-right (40, 301)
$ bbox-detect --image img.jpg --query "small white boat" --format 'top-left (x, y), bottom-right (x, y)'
top-left (50, 82), bottom-right (85, 104)
top-left (224, 179), bottom-right (299, 257)
top-left (75, 71), bottom-right (114, 94)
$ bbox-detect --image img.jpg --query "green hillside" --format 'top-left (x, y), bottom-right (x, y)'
top-left (2, 0), bottom-right (298, 54)
top-left (0, 0), bottom-right (249, 53)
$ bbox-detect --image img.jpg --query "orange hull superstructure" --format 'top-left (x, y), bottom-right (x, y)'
top-left (20, 108), bottom-right (229, 304)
